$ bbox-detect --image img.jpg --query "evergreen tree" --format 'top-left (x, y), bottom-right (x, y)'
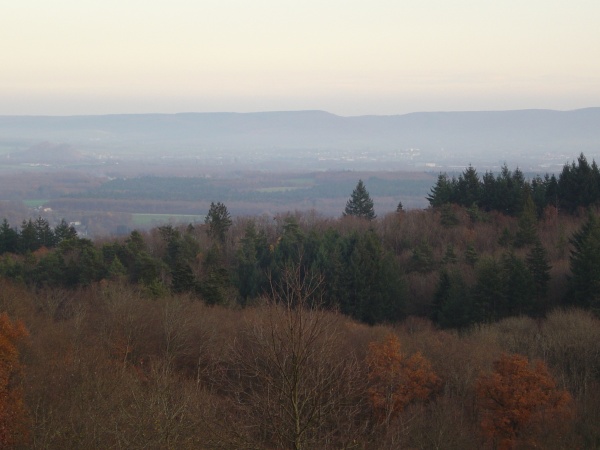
top-left (530, 175), bottom-right (549, 214)
top-left (236, 221), bottom-right (267, 303)
top-left (106, 256), bottom-right (127, 280)
top-left (442, 243), bottom-right (458, 265)
top-left (440, 204), bottom-right (460, 227)
top-left (337, 230), bottom-right (404, 324)
top-left (410, 240), bottom-right (435, 273)
top-left (467, 203), bottom-right (483, 224)
top-left (343, 180), bottom-right (376, 220)
top-left (427, 173), bottom-right (456, 207)
top-left (432, 269), bottom-right (472, 328)
top-left (501, 251), bottom-right (536, 316)
top-left (566, 213), bottom-right (600, 311)
top-left (472, 258), bottom-right (506, 323)
top-left (54, 219), bottom-right (77, 244)
top-left (0, 219), bottom-right (18, 254)
top-left (456, 165), bottom-right (481, 207)
top-left (34, 216), bottom-right (55, 248)
top-left (494, 165), bottom-right (523, 215)
top-left (19, 219), bottom-right (39, 253)
top-left (464, 243), bottom-right (479, 267)
top-left (514, 191), bottom-right (538, 248)
top-left (480, 171), bottom-right (497, 211)
top-left (171, 261), bottom-right (197, 293)
top-left (545, 173), bottom-right (559, 208)
top-left (526, 239), bottom-right (551, 309)
top-left (158, 225), bottom-right (199, 293)
top-left (557, 153), bottom-right (600, 213)
top-left (274, 216), bottom-right (305, 267)
top-left (497, 227), bottom-right (513, 248)
top-left (205, 201), bottom-right (232, 243)
top-left (32, 251), bottom-right (67, 287)
top-left (201, 244), bottom-right (229, 305)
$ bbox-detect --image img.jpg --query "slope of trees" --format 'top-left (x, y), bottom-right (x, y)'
top-left (0, 278), bottom-right (597, 448)
top-left (3, 155), bottom-right (600, 327)
top-left (1, 151), bottom-right (600, 446)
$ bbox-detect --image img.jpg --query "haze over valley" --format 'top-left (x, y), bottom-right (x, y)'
top-left (0, 107), bottom-right (598, 235)
top-left (2, 108), bottom-right (599, 172)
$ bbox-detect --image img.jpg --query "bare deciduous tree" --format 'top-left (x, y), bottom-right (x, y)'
top-left (214, 263), bottom-right (368, 449)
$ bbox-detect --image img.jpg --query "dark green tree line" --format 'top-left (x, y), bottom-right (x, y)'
top-left (427, 154), bottom-right (600, 216)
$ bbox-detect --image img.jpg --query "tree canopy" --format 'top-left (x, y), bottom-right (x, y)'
top-left (205, 201), bottom-right (232, 243)
top-left (343, 179), bottom-right (376, 220)
top-left (427, 153), bottom-right (600, 216)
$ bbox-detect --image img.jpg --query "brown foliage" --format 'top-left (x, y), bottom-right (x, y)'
top-left (0, 313), bottom-right (29, 447)
top-left (214, 265), bottom-right (368, 450)
top-left (366, 333), bottom-right (441, 424)
top-left (476, 353), bottom-right (574, 450)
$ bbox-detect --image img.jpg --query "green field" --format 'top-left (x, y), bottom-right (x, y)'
top-left (131, 213), bottom-right (203, 227)
top-left (255, 186), bottom-right (304, 193)
top-left (23, 199), bottom-right (48, 208)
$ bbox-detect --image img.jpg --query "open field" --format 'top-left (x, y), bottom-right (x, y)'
top-left (132, 213), bottom-right (204, 227)
top-left (0, 160), bottom-right (437, 235)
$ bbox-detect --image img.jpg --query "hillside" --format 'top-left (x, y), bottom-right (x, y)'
top-left (1, 108), bottom-right (599, 170)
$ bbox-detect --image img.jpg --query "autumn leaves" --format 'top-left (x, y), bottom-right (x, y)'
top-left (477, 354), bottom-right (573, 449)
top-left (367, 333), bottom-right (573, 449)
top-left (0, 313), bottom-right (28, 448)
top-left (0, 305), bottom-right (583, 449)
top-left (367, 333), bottom-right (440, 424)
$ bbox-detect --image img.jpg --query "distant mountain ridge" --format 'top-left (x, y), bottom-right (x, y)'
top-left (1, 108), bottom-right (599, 168)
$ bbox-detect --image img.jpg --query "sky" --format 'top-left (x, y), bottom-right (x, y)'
top-left (2, 0), bottom-right (600, 116)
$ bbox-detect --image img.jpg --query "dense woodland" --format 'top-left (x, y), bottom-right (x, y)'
top-left (1, 155), bottom-right (600, 448)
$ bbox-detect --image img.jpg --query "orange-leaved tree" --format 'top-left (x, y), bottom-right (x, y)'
top-left (0, 312), bottom-right (29, 447)
top-left (476, 353), bottom-right (573, 450)
top-left (366, 333), bottom-right (441, 423)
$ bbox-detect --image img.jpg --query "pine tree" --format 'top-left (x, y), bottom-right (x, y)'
top-left (566, 213), bottom-right (600, 311)
top-left (34, 216), bottom-right (55, 248)
top-left (464, 243), bottom-right (479, 267)
top-left (442, 243), bottom-right (457, 265)
top-left (456, 165), bottom-right (481, 206)
top-left (343, 180), bottom-right (376, 220)
top-left (427, 173), bottom-right (456, 207)
top-left (53, 219), bottom-right (77, 244)
top-left (19, 219), bottom-right (38, 253)
top-left (472, 258), bottom-right (506, 323)
top-left (205, 201), bottom-right (232, 243)
top-left (432, 269), bottom-right (472, 328)
top-left (107, 256), bottom-right (127, 280)
top-left (501, 251), bottom-right (535, 316)
top-left (236, 221), bottom-right (263, 303)
top-left (526, 240), bottom-right (551, 307)
top-left (440, 204), bottom-right (459, 227)
top-left (0, 219), bottom-right (18, 254)
top-left (514, 191), bottom-right (538, 248)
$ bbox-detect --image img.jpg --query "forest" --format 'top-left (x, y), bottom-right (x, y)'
top-left (1, 154), bottom-right (600, 448)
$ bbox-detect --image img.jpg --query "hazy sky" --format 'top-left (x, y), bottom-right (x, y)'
top-left (2, 0), bottom-right (599, 116)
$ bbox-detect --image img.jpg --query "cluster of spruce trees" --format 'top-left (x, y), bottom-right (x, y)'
top-left (427, 153), bottom-right (600, 215)
top-left (430, 241), bottom-right (551, 328)
top-left (0, 217), bottom-right (77, 254)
